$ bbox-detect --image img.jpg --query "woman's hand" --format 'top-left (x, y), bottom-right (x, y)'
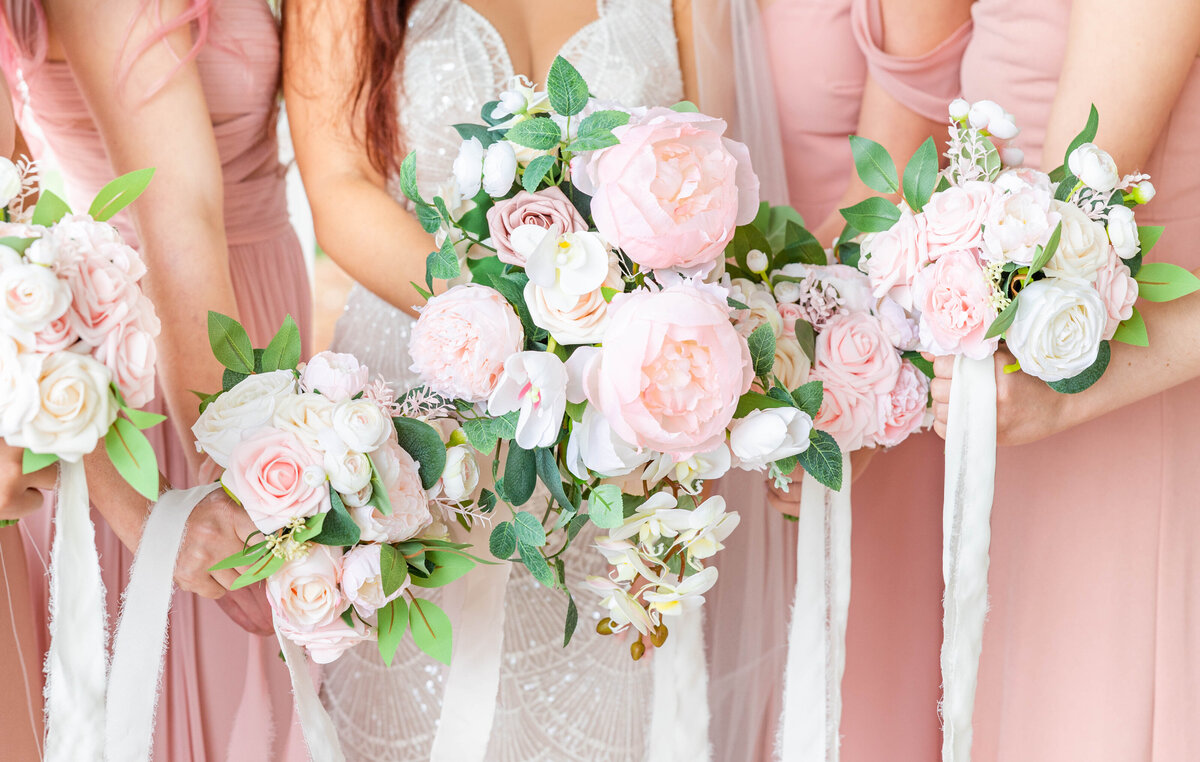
top-left (766, 447), bottom-right (878, 516)
top-left (0, 445), bottom-right (56, 522)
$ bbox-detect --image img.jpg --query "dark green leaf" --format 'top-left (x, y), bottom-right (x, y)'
top-left (839, 197), bottom-right (902, 233)
top-left (902, 350), bottom-right (935, 379)
top-left (1135, 262), bottom-right (1200, 302)
top-left (377, 598), bottom-right (409, 666)
top-left (477, 488), bottom-right (497, 513)
top-left (534, 447), bottom-right (575, 512)
top-left (518, 541), bottom-right (555, 588)
top-left (311, 490), bottom-right (361, 546)
top-left (88, 168), bottom-right (155, 222)
top-left (546, 56), bottom-right (590, 117)
top-left (105, 417), bottom-right (160, 500)
top-left (778, 220), bottom-right (826, 267)
top-left (22, 449), bottom-right (58, 475)
top-left (505, 117), bottom-right (562, 150)
top-left (492, 272), bottom-right (544, 341)
top-left (567, 513), bottom-right (589, 542)
top-left (392, 417), bottom-right (447, 489)
top-left (452, 123), bottom-right (497, 147)
top-left (848, 135), bottom-right (900, 194)
top-left (467, 254), bottom-right (505, 288)
top-left (489, 520), bottom-right (518, 560)
top-left (503, 444), bottom-right (537, 505)
top-left (207, 311), bottom-right (255, 374)
top-left (1047, 340), bottom-right (1110, 394)
top-left (261, 315), bottom-right (301, 372)
top-left (791, 380), bottom-right (824, 418)
top-left (902, 137), bottom-right (939, 212)
top-left (563, 594), bottom-right (579, 648)
top-left (521, 154), bottom-right (558, 193)
top-left (513, 511), bottom-right (547, 547)
top-left (1063, 105), bottom-right (1099, 170)
top-left (747, 323), bottom-right (777, 378)
top-left (32, 190), bottom-right (71, 227)
top-left (795, 319), bottom-right (816, 364)
top-left (797, 430), bottom-right (843, 492)
top-left (733, 391), bottom-right (793, 419)
top-left (837, 241), bottom-right (862, 270)
top-left (984, 297), bottom-right (1019, 340)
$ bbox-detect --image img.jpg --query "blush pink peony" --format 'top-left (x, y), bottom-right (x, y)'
top-left (409, 284), bottom-right (524, 402)
top-left (912, 249), bottom-right (999, 360)
top-left (920, 181), bottom-right (996, 256)
top-left (222, 427), bottom-right (331, 534)
top-left (875, 360), bottom-right (929, 447)
top-left (572, 108), bottom-right (758, 273)
top-left (586, 279), bottom-right (753, 459)
top-left (300, 351), bottom-right (369, 402)
top-left (486, 187), bottom-right (588, 266)
top-left (62, 248), bottom-right (141, 346)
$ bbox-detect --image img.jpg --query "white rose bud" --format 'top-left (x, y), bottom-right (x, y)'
top-left (331, 398), bottom-right (391, 454)
top-left (0, 157), bottom-right (22, 208)
top-left (948, 98), bottom-right (970, 121)
top-left (1105, 205), bottom-right (1140, 260)
top-left (773, 280), bottom-right (801, 304)
top-left (1130, 180), bottom-right (1156, 205)
top-left (1001, 147), bottom-right (1025, 167)
top-left (452, 137), bottom-right (486, 199)
top-left (482, 140), bottom-right (518, 197)
top-left (1005, 279), bottom-right (1107, 382)
top-left (1067, 143), bottom-right (1120, 193)
top-left (728, 407), bottom-right (813, 471)
top-left (440, 444), bottom-right (480, 501)
top-left (968, 100), bottom-right (1004, 131)
top-left (746, 248), bottom-right (769, 273)
top-left (987, 116), bottom-right (1019, 141)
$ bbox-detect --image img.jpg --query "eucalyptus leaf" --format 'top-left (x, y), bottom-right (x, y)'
top-left (489, 521), bottom-right (518, 560)
top-left (534, 447), bottom-right (575, 512)
top-left (0, 236), bottom-right (35, 254)
top-left (503, 444), bottom-right (537, 505)
top-left (670, 101), bottom-right (699, 113)
top-left (452, 123), bottom-right (497, 147)
top-left (1047, 341), bottom-right (1110, 394)
top-left (513, 511), bottom-right (547, 548)
top-left (311, 490), bottom-right (361, 546)
top-left (393, 417), bottom-right (447, 489)
top-left (519, 541), bottom-right (555, 588)
top-left (563, 594), bottom-right (579, 647)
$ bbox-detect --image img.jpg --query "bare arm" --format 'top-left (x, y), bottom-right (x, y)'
top-left (673, 0), bottom-right (699, 103)
top-left (283, 0), bottom-right (434, 318)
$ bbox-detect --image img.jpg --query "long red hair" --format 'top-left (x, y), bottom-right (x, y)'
top-left (353, 1), bottom-right (412, 178)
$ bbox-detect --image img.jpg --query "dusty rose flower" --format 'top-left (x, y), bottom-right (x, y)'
top-left (486, 187), bottom-right (587, 266)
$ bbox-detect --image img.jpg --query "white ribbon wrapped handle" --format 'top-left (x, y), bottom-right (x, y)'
top-left (939, 354), bottom-right (997, 762)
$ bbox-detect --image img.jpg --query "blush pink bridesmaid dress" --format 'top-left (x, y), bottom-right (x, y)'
top-left (748, 1), bottom-right (967, 759)
top-left (962, 2), bottom-right (1200, 759)
top-left (15, 2), bottom-right (313, 759)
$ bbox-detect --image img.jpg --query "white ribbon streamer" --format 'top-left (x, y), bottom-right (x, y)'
top-left (649, 605), bottom-right (711, 761)
top-left (939, 355), bottom-right (997, 761)
top-left (276, 628), bottom-right (346, 762)
top-left (44, 460), bottom-right (108, 762)
top-left (779, 454), bottom-right (852, 762)
top-left (105, 483), bottom-right (218, 762)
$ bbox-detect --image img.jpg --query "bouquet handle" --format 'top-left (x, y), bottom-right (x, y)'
top-left (939, 355), bottom-right (996, 762)
top-left (779, 452), bottom-right (852, 762)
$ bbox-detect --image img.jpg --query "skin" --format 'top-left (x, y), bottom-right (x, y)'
top-left (930, 0), bottom-right (1200, 445)
top-left (767, 0), bottom-right (972, 515)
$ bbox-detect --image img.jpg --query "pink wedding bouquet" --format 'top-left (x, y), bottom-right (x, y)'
top-left (197, 315), bottom-right (485, 666)
top-left (848, 100), bottom-right (1199, 390)
top-left (399, 57), bottom-right (844, 654)
top-left (0, 166), bottom-right (164, 497)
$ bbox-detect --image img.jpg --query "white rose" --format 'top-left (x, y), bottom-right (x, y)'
top-left (773, 280), bottom-right (801, 304)
top-left (452, 137), bottom-right (486, 199)
top-left (331, 398), bottom-right (391, 454)
top-left (0, 262), bottom-right (71, 341)
top-left (266, 544), bottom-right (345, 631)
top-left (1005, 279), bottom-right (1107, 382)
top-left (564, 405), bottom-right (651, 480)
top-left (482, 141), bottom-right (518, 197)
top-left (1044, 200), bottom-right (1111, 282)
top-left (324, 448), bottom-right (373, 495)
top-left (519, 226), bottom-right (611, 297)
top-left (948, 98), bottom-right (970, 121)
top-left (1105, 205), bottom-right (1139, 260)
top-left (340, 544), bottom-right (406, 619)
top-left (524, 258), bottom-right (621, 345)
top-left (773, 335), bottom-right (811, 391)
top-left (0, 336), bottom-right (42, 437)
top-left (487, 351), bottom-right (567, 450)
top-left (746, 248), bottom-right (769, 273)
top-left (9, 351), bottom-right (116, 462)
top-left (274, 392), bottom-right (336, 450)
top-left (191, 369), bottom-right (296, 468)
top-left (0, 157), bottom-right (22, 208)
top-left (440, 444), bottom-right (479, 501)
top-left (1068, 143), bottom-right (1120, 193)
top-left (728, 407), bottom-right (814, 471)
top-left (341, 483), bottom-right (374, 508)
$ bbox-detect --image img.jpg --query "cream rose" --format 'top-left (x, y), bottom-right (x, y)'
top-left (191, 370), bottom-right (296, 468)
top-left (331, 398), bottom-right (391, 454)
top-left (773, 335), bottom-right (811, 392)
top-left (1105, 205), bottom-right (1140, 260)
top-left (728, 407), bottom-right (813, 471)
top-left (1044, 201), bottom-right (1112, 282)
top-left (524, 260), bottom-right (622, 345)
top-left (10, 351), bottom-right (117, 461)
top-left (324, 448), bottom-right (373, 495)
top-left (440, 444), bottom-right (480, 502)
top-left (273, 392), bottom-right (335, 450)
top-left (0, 262), bottom-right (72, 342)
top-left (1005, 279), bottom-right (1107, 382)
top-left (266, 544), bottom-right (345, 631)
top-left (1068, 143), bottom-right (1120, 193)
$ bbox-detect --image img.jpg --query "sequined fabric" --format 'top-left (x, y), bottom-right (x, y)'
top-left (322, 1), bottom-right (683, 758)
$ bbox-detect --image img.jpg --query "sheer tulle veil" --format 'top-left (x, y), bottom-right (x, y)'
top-left (691, 2), bottom-right (795, 760)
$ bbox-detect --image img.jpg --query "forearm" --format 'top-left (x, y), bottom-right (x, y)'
top-left (82, 449), bottom-right (159, 551)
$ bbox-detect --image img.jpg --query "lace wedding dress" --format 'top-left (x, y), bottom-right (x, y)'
top-left (322, 1), bottom-right (684, 759)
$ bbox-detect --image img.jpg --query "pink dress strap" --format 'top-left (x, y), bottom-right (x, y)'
top-left (850, 0), bottom-right (973, 122)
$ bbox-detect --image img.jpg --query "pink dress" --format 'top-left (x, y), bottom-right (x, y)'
top-left (18, 2), bottom-right (313, 759)
top-left (713, 2), bottom-right (965, 759)
top-left (962, 2), bottom-right (1200, 759)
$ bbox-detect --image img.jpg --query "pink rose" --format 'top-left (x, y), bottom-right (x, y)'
top-left (875, 360), bottom-right (929, 447)
top-left (810, 370), bottom-right (879, 453)
top-left (300, 351), bottom-right (369, 402)
top-left (912, 249), bottom-right (999, 360)
top-left (572, 108), bottom-right (759, 273)
top-left (222, 428), bottom-right (331, 534)
top-left (486, 187), bottom-right (588, 266)
top-left (32, 313), bottom-right (78, 354)
top-left (862, 210), bottom-right (930, 310)
top-left (93, 316), bottom-right (157, 408)
top-left (921, 181), bottom-right (996, 257)
top-left (813, 312), bottom-right (902, 395)
top-left (587, 279), bottom-right (753, 458)
top-left (409, 285), bottom-right (524, 402)
top-left (276, 616), bottom-right (370, 665)
top-left (777, 302), bottom-right (804, 338)
top-left (267, 544), bottom-right (345, 631)
top-left (62, 249), bottom-right (141, 346)
top-left (1093, 257), bottom-right (1138, 340)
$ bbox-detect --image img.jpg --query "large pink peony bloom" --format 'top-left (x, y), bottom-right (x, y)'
top-left (875, 360), bottom-right (929, 448)
top-left (586, 280), bottom-right (752, 459)
top-left (572, 108), bottom-right (759, 273)
top-left (912, 249), bottom-right (999, 360)
top-left (409, 284), bottom-right (524, 402)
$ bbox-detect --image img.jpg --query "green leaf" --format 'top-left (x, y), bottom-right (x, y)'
top-left (505, 117), bottom-right (562, 150)
top-left (1135, 262), bottom-right (1200, 302)
top-left (837, 241), bottom-right (861, 270)
top-left (797, 430), bottom-right (843, 492)
top-left (902, 350), bottom-right (935, 379)
top-left (1137, 225), bottom-right (1164, 256)
top-left (414, 202), bottom-right (442, 234)
top-left (222, 368), bottom-right (249, 392)
top-left (777, 221), bottom-right (827, 267)
top-left (578, 109), bottom-right (630, 135)
top-left (292, 511), bottom-right (327, 543)
top-left (563, 594), bottom-right (579, 648)
top-left (984, 296), bottom-right (1019, 340)
top-left (31, 190), bottom-right (71, 227)
top-left (231, 550), bottom-right (284, 590)
top-left (518, 541), bottom-right (555, 588)
top-left (567, 130), bottom-right (621, 153)
top-left (1111, 307), bottom-right (1149, 347)
top-left (379, 543), bottom-right (409, 596)
top-left (902, 137), bottom-right (939, 212)
top-left (122, 407), bottom-right (167, 430)
top-left (377, 598), bottom-right (409, 667)
top-left (392, 417), bottom-right (447, 490)
top-left (105, 417), bottom-right (159, 500)
top-left (467, 254), bottom-right (505, 288)
top-left (513, 511), bottom-right (547, 547)
top-left (795, 319), bottom-right (816, 364)
top-left (427, 237), bottom-right (461, 282)
top-left (210, 541), bottom-right (270, 572)
top-left (399, 152), bottom-right (422, 203)
top-left (477, 488), bottom-right (497, 513)
top-left (409, 550), bottom-right (475, 588)
top-left (409, 598), bottom-right (453, 664)
top-left (88, 168), bottom-right (155, 222)
top-left (839, 197), bottom-right (902, 233)
top-left (546, 55), bottom-right (590, 117)
top-left (462, 411), bottom-right (519, 456)
top-left (260, 315), bottom-right (301, 373)
top-left (366, 455), bottom-right (393, 516)
top-left (534, 447), bottom-right (575, 512)
top-left (791, 380), bottom-right (824, 418)
top-left (489, 521), bottom-right (518, 560)
top-left (452, 123), bottom-right (497, 147)
top-left (848, 135), bottom-right (900, 194)
top-left (503, 444), bottom-right (537, 505)
top-left (1027, 221), bottom-right (1063, 278)
top-left (311, 490), bottom-right (361, 546)
top-left (587, 484), bottom-right (624, 529)
top-left (1063, 105), bottom-right (1100, 169)
top-left (521, 154), bottom-right (558, 193)
top-left (747, 323), bottom-right (777, 378)
top-left (207, 311), bottom-right (255, 374)
top-left (1047, 340), bottom-right (1110, 394)
top-left (670, 100), bottom-right (700, 113)
top-left (567, 512), bottom-right (589, 542)
top-left (21, 449), bottom-right (58, 475)
top-left (492, 272), bottom-right (544, 341)
top-left (0, 236), bottom-right (36, 254)
top-left (734, 391), bottom-right (794, 419)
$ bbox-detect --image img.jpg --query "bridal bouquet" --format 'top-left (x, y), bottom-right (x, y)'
top-left (845, 100), bottom-right (1200, 762)
top-left (398, 56), bottom-right (843, 654)
top-left (196, 314), bottom-right (484, 667)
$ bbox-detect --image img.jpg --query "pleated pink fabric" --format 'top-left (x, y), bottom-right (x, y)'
top-left (18, 2), bottom-right (313, 759)
top-left (962, 2), bottom-right (1200, 759)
